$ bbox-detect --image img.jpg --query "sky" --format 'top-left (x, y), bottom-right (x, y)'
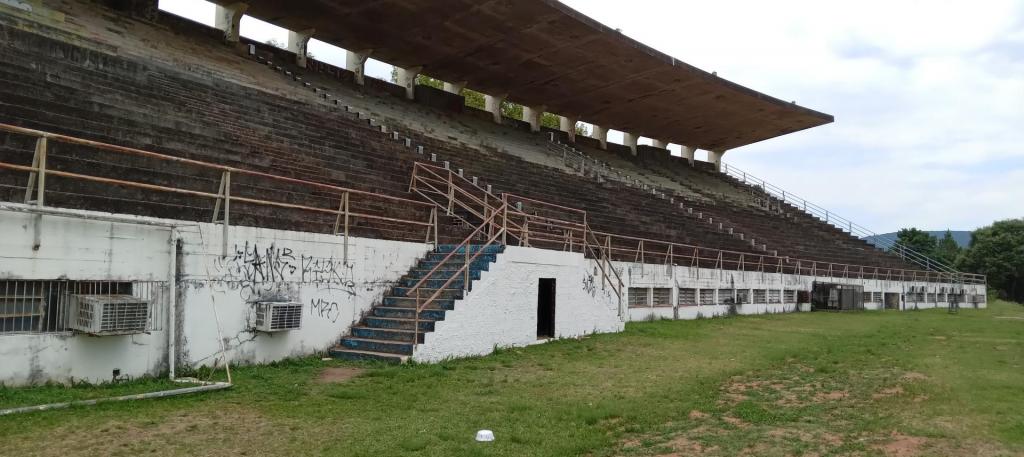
top-left (158, 0), bottom-right (1024, 234)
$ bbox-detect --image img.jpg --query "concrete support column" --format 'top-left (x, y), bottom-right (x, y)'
top-left (395, 66), bottom-right (422, 100)
top-left (346, 49), bottom-right (372, 86)
top-left (287, 28), bottom-right (315, 68)
top-left (623, 132), bottom-right (639, 155)
top-left (708, 150), bottom-right (727, 171)
top-left (215, 2), bottom-right (248, 43)
top-left (443, 81), bottom-right (467, 95)
top-left (591, 125), bottom-right (608, 150)
top-left (680, 145), bottom-right (696, 164)
top-left (484, 94), bottom-right (506, 124)
top-left (559, 115), bottom-right (579, 142)
top-left (522, 105), bottom-right (546, 132)
top-left (652, 139), bottom-right (668, 149)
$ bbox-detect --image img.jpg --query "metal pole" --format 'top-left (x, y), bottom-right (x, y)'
top-left (222, 171), bottom-right (231, 257)
top-left (343, 192), bottom-right (350, 265)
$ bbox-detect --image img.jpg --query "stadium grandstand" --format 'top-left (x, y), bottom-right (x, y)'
top-left (0, 0), bottom-right (985, 384)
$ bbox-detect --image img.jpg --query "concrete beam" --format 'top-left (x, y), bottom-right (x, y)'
top-left (395, 66), bottom-right (422, 100)
top-left (559, 115), bottom-right (579, 143)
top-left (522, 105), bottom-right (546, 132)
top-left (623, 133), bottom-right (639, 155)
top-left (680, 145), bottom-right (696, 164)
top-left (652, 139), bottom-right (668, 149)
top-left (591, 125), bottom-right (608, 150)
top-left (443, 81), bottom-right (467, 95)
top-left (484, 94), bottom-right (507, 124)
top-left (287, 28), bottom-right (315, 68)
top-left (346, 49), bottom-right (372, 86)
top-left (708, 150), bottom-right (727, 171)
top-left (214, 2), bottom-right (248, 43)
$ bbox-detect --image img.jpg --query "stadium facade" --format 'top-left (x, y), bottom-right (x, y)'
top-left (0, 0), bottom-right (985, 385)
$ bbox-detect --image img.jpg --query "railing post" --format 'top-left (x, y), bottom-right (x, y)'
top-left (24, 137), bottom-right (47, 205)
top-left (447, 171), bottom-right (454, 215)
top-left (502, 199), bottom-right (508, 245)
top-left (464, 243), bottom-right (470, 293)
top-left (343, 192), bottom-right (350, 265)
top-left (222, 171), bottom-right (231, 257)
top-left (26, 137), bottom-right (48, 250)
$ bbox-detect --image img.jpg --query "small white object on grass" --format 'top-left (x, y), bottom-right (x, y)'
top-left (475, 430), bottom-right (495, 442)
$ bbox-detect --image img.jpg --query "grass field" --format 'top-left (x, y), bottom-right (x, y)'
top-left (1, 300), bottom-right (1022, 457)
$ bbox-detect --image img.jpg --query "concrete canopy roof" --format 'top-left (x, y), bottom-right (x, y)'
top-left (213, 0), bottom-right (834, 151)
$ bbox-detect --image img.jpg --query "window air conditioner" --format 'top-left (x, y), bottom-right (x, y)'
top-left (70, 294), bottom-right (150, 335)
top-left (254, 301), bottom-right (303, 332)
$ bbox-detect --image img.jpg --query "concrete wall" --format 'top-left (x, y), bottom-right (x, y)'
top-left (0, 205), bottom-right (987, 385)
top-left (0, 206), bottom-right (428, 385)
top-left (620, 261), bottom-right (986, 321)
top-left (414, 247), bottom-right (624, 362)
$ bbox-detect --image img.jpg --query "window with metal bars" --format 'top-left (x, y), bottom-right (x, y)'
top-left (768, 290), bottom-right (781, 304)
top-left (678, 288), bottom-right (697, 306)
top-left (651, 288), bottom-right (672, 307)
top-left (718, 289), bottom-right (735, 305)
top-left (699, 289), bottom-right (715, 305)
top-left (0, 280), bottom-right (159, 334)
top-left (737, 289), bottom-right (752, 304)
top-left (627, 288), bottom-right (650, 308)
top-left (784, 290), bottom-right (798, 303)
top-left (753, 289), bottom-right (767, 304)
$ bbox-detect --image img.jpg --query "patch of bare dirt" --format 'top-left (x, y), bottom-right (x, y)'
top-left (722, 416), bottom-right (749, 428)
top-left (814, 390), bottom-right (849, 402)
top-left (874, 431), bottom-right (927, 457)
top-left (316, 366), bottom-right (364, 383)
top-left (873, 386), bottom-right (905, 399)
top-left (900, 372), bottom-right (928, 382)
top-left (688, 410), bottom-right (708, 420)
top-left (657, 436), bottom-right (718, 456)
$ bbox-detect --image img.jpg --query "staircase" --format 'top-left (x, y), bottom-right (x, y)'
top-left (330, 244), bottom-right (505, 362)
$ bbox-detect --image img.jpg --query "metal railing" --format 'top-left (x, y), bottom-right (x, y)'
top-left (0, 123), bottom-right (439, 261)
top-left (410, 160), bottom-right (985, 286)
top-left (410, 162), bottom-right (626, 299)
top-left (721, 162), bottom-right (961, 275)
top-left (405, 202), bottom-right (510, 345)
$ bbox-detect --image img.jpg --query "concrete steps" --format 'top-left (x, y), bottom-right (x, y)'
top-left (330, 244), bottom-right (504, 363)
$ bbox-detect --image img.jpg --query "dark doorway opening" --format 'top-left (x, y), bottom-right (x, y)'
top-left (537, 278), bottom-right (556, 339)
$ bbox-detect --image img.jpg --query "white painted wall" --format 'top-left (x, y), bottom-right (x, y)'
top-left (0, 207), bottom-right (428, 385)
top-left (0, 206), bottom-right (987, 385)
top-left (413, 247), bottom-right (624, 362)
top-left (620, 261), bottom-right (986, 322)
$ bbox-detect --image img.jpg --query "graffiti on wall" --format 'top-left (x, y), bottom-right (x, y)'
top-left (212, 241), bottom-right (358, 301)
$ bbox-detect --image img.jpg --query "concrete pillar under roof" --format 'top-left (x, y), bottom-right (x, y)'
top-left (484, 94), bottom-right (506, 124)
top-left (623, 132), bottom-right (639, 155)
top-left (522, 105), bottom-right (546, 132)
top-left (591, 125), bottom-right (608, 149)
top-left (708, 150), bottom-right (727, 171)
top-left (681, 145), bottom-right (696, 164)
top-left (346, 49), bottom-right (372, 86)
top-left (214, 2), bottom-right (248, 43)
top-left (559, 115), bottom-right (579, 142)
top-left (287, 28), bottom-right (315, 68)
top-left (395, 66), bottom-right (422, 100)
top-left (443, 81), bottom-right (467, 95)
top-left (652, 139), bottom-right (668, 149)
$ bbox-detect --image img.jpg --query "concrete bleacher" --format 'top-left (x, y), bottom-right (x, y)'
top-left (0, 4), bottom-right (916, 271)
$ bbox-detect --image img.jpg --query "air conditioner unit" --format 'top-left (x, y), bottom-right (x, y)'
top-left (254, 301), bottom-right (302, 332)
top-left (70, 294), bottom-right (150, 335)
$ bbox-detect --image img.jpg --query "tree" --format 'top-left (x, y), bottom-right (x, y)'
top-left (958, 219), bottom-right (1024, 302)
top-left (933, 230), bottom-right (962, 266)
top-left (892, 228), bottom-right (937, 258)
